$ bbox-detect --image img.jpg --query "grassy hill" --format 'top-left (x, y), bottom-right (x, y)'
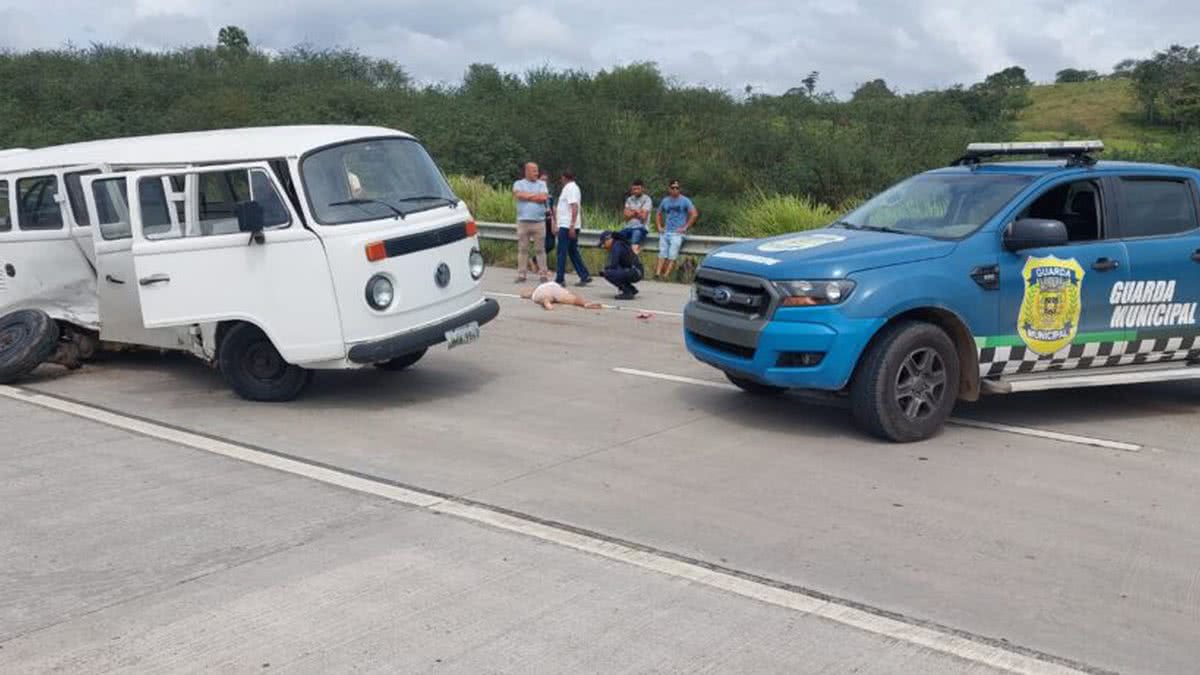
top-left (1015, 78), bottom-right (1171, 151)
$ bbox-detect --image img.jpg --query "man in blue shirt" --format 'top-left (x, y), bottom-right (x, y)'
top-left (655, 179), bottom-right (698, 279)
top-left (513, 162), bottom-right (550, 282)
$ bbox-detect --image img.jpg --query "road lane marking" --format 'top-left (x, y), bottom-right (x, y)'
top-left (487, 291), bottom-right (685, 317)
top-left (612, 367), bottom-right (1142, 452)
top-left (0, 385), bottom-right (1101, 675)
top-left (946, 418), bottom-right (1139, 452)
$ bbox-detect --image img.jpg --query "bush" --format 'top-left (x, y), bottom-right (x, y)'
top-left (448, 175), bottom-right (515, 222)
top-left (726, 192), bottom-right (851, 238)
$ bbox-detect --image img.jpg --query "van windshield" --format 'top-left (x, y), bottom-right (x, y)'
top-left (837, 173), bottom-right (1033, 239)
top-left (302, 138), bottom-right (458, 225)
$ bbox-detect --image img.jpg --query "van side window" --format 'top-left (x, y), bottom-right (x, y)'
top-left (17, 175), bottom-right (64, 230)
top-left (93, 177), bottom-right (131, 240)
top-left (1019, 179), bottom-right (1103, 242)
top-left (143, 169), bottom-right (290, 239)
top-left (64, 170), bottom-right (100, 227)
top-left (0, 180), bottom-right (10, 232)
top-left (138, 177), bottom-right (175, 238)
top-left (1118, 178), bottom-right (1198, 238)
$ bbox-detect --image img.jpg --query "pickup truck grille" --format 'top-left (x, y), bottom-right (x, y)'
top-left (694, 270), bottom-right (775, 319)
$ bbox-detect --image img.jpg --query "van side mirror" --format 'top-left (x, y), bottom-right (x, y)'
top-left (235, 201), bottom-right (265, 244)
top-left (1004, 218), bottom-right (1068, 252)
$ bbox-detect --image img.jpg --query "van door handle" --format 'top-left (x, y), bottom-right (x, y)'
top-left (104, 274), bottom-right (125, 285)
top-left (1092, 258), bottom-right (1120, 272)
top-left (139, 273), bottom-right (171, 286)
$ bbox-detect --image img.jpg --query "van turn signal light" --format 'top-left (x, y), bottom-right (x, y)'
top-left (365, 241), bottom-right (387, 262)
top-left (465, 220), bottom-right (478, 237)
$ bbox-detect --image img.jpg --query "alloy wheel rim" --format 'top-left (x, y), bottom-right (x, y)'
top-left (894, 347), bottom-right (947, 421)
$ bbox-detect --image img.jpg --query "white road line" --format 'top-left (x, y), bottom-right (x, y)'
top-left (612, 367), bottom-right (739, 390)
top-left (0, 384), bottom-right (1091, 675)
top-left (486, 291), bottom-right (685, 317)
top-left (947, 418), bottom-right (1140, 452)
top-left (612, 367), bottom-right (1143, 452)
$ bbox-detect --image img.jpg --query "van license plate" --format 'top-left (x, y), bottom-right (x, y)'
top-left (445, 322), bottom-right (480, 350)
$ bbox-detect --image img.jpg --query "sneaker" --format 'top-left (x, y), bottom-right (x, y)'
top-left (615, 291), bottom-right (635, 301)
top-left (515, 274), bottom-right (528, 283)
top-left (575, 278), bottom-right (592, 287)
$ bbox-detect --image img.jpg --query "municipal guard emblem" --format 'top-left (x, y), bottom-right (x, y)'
top-left (1018, 256), bottom-right (1085, 355)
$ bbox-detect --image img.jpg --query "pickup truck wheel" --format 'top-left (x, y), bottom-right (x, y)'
top-left (851, 321), bottom-right (959, 443)
top-left (218, 323), bottom-right (311, 402)
top-left (725, 372), bottom-right (787, 396)
top-left (374, 348), bottom-right (427, 372)
top-left (0, 310), bottom-right (60, 383)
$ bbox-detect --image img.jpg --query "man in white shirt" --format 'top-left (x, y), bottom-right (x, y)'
top-left (554, 169), bottom-right (592, 286)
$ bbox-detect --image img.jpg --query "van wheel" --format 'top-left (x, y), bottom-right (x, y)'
top-left (374, 348), bottom-right (427, 372)
top-left (851, 321), bottom-right (959, 443)
top-left (0, 310), bottom-right (60, 383)
top-left (218, 323), bottom-right (311, 402)
top-left (725, 372), bottom-right (787, 396)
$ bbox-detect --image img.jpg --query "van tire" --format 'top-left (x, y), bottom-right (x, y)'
top-left (374, 348), bottom-right (427, 371)
top-left (850, 321), bottom-right (959, 443)
top-left (725, 372), bottom-right (787, 396)
top-left (0, 310), bottom-right (60, 383)
top-left (218, 323), bottom-right (311, 402)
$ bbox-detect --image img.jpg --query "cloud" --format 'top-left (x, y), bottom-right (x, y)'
top-left (3, 0), bottom-right (1199, 94)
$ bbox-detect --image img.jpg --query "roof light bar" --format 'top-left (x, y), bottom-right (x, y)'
top-left (952, 140), bottom-right (1104, 167)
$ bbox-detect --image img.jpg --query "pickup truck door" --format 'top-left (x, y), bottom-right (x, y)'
top-left (126, 162), bottom-right (345, 364)
top-left (991, 177), bottom-right (1130, 377)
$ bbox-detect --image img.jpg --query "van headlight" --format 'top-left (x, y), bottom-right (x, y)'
top-left (774, 280), bottom-right (856, 307)
top-left (469, 247), bottom-right (485, 280)
top-left (366, 274), bottom-right (395, 310)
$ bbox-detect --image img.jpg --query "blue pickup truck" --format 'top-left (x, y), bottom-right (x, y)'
top-left (684, 141), bottom-right (1200, 442)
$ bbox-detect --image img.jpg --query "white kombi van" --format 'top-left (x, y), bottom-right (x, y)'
top-left (0, 126), bottom-right (498, 400)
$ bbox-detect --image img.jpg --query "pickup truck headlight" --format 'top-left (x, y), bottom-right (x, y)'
top-left (774, 280), bottom-right (856, 307)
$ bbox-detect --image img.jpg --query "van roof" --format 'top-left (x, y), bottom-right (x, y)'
top-left (0, 125), bottom-right (413, 174)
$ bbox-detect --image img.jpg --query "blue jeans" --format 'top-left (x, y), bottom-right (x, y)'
top-left (556, 228), bottom-right (591, 284)
top-left (619, 224), bottom-right (648, 246)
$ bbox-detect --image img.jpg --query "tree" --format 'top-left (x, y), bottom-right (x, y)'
top-left (218, 26), bottom-right (250, 55)
top-left (801, 71), bottom-right (820, 96)
top-left (1112, 59), bottom-right (1139, 78)
top-left (852, 79), bottom-right (895, 102)
top-left (1055, 68), bottom-right (1100, 83)
top-left (981, 66), bottom-right (1031, 90)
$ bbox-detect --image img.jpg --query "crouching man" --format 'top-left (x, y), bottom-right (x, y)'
top-left (599, 230), bottom-right (644, 301)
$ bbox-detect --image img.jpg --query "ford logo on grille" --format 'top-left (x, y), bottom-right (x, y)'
top-left (435, 263), bottom-right (451, 288)
top-left (712, 286), bottom-right (734, 305)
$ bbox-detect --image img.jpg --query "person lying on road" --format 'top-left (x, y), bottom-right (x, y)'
top-left (520, 281), bottom-right (603, 311)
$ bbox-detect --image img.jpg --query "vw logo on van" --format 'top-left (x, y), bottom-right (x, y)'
top-left (435, 263), bottom-right (451, 288)
top-left (712, 286), bottom-right (734, 305)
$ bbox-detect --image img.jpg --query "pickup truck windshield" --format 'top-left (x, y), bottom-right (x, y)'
top-left (303, 138), bottom-right (458, 225)
top-left (839, 173), bottom-right (1033, 239)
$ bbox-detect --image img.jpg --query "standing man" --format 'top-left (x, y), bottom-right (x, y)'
top-left (655, 179), bottom-right (698, 278)
top-left (555, 169), bottom-right (592, 286)
top-left (512, 162), bottom-right (550, 282)
top-left (619, 179), bottom-right (652, 254)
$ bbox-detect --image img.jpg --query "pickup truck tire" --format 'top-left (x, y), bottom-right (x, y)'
top-left (851, 321), bottom-right (959, 443)
top-left (218, 323), bottom-right (312, 402)
top-left (725, 372), bottom-right (787, 396)
top-left (374, 348), bottom-right (427, 371)
top-left (0, 309), bottom-right (60, 384)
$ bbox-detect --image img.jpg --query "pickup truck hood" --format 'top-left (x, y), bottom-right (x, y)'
top-left (701, 228), bottom-right (958, 279)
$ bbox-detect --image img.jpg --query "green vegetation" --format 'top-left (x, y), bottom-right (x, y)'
top-left (1, 31), bottom-right (1199, 240)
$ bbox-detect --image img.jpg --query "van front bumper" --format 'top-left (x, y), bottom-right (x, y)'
top-left (347, 298), bottom-right (500, 364)
top-left (683, 301), bottom-right (882, 391)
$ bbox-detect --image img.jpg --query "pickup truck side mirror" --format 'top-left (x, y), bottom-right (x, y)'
top-left (1004, 218), bottom-right (1068, 252)
top-left (235, 201), bottom-right (266, 244)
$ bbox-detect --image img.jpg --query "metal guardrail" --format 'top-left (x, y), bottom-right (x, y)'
top-left (476, 221), bottom-right (746, 256)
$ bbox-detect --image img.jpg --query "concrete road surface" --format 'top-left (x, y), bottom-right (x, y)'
top-left (3, 269), bottom-right (1199, 674)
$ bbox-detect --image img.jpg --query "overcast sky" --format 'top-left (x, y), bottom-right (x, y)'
top-left (2, 1), bottom-right (1198, 96)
